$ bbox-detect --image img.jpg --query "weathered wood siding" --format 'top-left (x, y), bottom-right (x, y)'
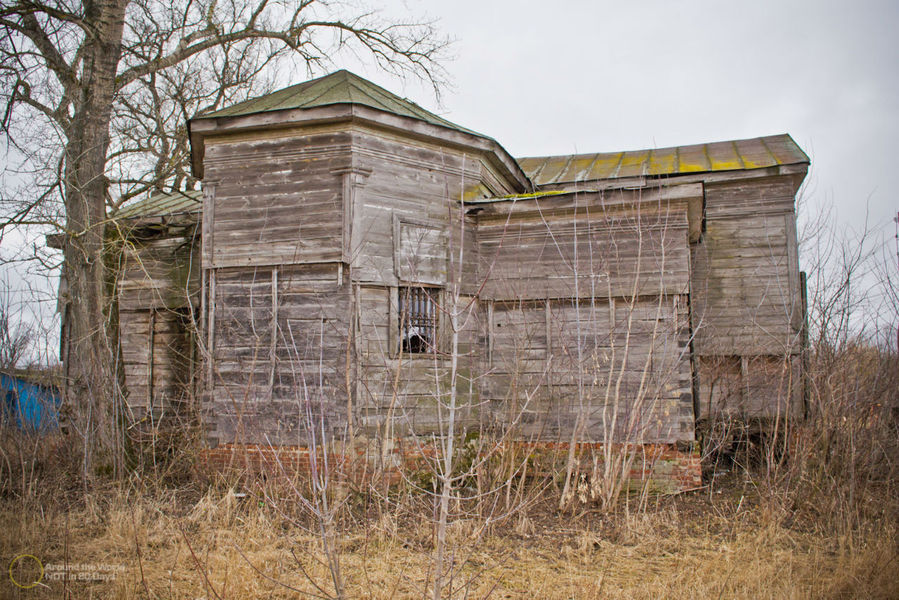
top-left (120, 309), bottom-right (193, 413)
top-left (202, 129), bottom-right (350, 269)
top-left (346, 128), bottom-right (496, 439)
top-left (190, 117), bottom-right (805, 449)
top-left (475, 194), bottom-right (695, 443)
top-left (199, 126), bottom-right (358, 446)
top-left (697, 355), bottom-right (800, 419)
top-left (476, 191), bottom-right (693, 301)
top-left (205, 263), bottom-right (352, 446)
top-left (347, 128), bottom-right (500, 289)
top-left (478, 289), bottom-right (693, 445)
top-left (117, 228), bottom-right (200, 415)
top-left (690, 175), bottom-right (804, 419)
top-left (118, 228), bottom-right (200, 310)
top-left (354, 286), bottom-right (482, 438)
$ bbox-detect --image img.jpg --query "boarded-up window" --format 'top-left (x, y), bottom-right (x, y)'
top-left (399, 286), bottom-right (438, 354)
top-left (394, 217), bottom-right (446, 285)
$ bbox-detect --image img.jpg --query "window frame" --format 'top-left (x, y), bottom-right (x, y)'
top-left (393, 285), bottom-right (441, 357)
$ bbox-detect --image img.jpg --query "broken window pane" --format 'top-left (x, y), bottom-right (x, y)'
top-left (399, 287), bottom-right (438, 354)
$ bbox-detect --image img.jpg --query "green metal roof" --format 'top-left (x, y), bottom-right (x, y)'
top-left (200, 70), bottom-right (481, 137)
top-left (518, 134), bottom-right (809, 186)
top-left (115, 189), bottom-right (201, 219)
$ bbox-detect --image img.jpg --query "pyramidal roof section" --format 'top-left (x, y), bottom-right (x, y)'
top-left (201, 69), bottom-right (480, 137)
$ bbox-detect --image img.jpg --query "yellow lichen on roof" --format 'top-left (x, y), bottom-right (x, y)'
top-left (676, 144), bottom-right (711, 173)
top-left (616, 150), bottom-right (650, 178)
top-left (590, 153), bottom-right (624, 178)
top-left (535, 156), bottom-right (573, 184)
top-left (647, 148), bottom-right (677, 175)
top-left (518, 134), bottom-right (808, 185)
top-left (466, 189), bottom-right (571, 203)
top-left (706, 142), bottom-right (744, 171)
top-left (565, 155), bottom-right (600, 183)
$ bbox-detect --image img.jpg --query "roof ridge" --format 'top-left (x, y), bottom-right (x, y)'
top-left (197, 69), bottom-right (482, 138)
top-left (296, 72), bottom-right (350, 108)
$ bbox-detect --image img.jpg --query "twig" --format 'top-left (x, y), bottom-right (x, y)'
top-left (233, 543), bottom-right (331, 599)
top-left (290, 546), bottom-right (336, 600)
top-left (178, 523), bottom-right (223, 600)
top-left (131, 508), bottom-right (152, 598)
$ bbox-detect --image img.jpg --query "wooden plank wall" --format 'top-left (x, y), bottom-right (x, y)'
top-left (691, 174), bottom-right (804, 419)
top-left (198, 123), bottom-right (515, 447)
top-left (478, 293), bottom-right (693, 444)
top-left (119, 120), bottom-right (808, 453)
top-left (120, 310), bottom-right (153, 412)
top-left (696, 355), bottom-right (800, 419)
top-left (347, 128), bottom-right (496, 439)
top-left (202, 130), bottom-right (350, 268)
top-left (118, 228), bottom-right (200, 310)
top-left (354, 286), bottom-right (482, 438)
top-left (476, 196), bottom-right (695, 444)
top-left (205, 263), bottom-right (352, 446)
top-left (118, 228), bottom-right (200, 416)
top-left (545, 298), bottom-right (692, 444)
top-left (476, 192), bottom-right (692, 301)
top-left (347, 128), bottom-right (499, 288)
top-left (199, 127), bottom-right (359, 445)
top-left (119, 307), bottom-right (195, 416)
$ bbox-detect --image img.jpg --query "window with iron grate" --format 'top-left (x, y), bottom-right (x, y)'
top-left (398, 287), bottom-right (438, 354)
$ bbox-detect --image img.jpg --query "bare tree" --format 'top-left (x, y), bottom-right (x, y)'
top-left (0, 294), bottom-right (31, 371)
top-left (0, 0), bottom-right (449, 480)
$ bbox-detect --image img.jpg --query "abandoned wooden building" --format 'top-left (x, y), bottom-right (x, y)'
top-left (106, 70), bottom-right (809, 487)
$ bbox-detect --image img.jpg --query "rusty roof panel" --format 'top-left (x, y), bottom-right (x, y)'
top-left (518, 134), bottom-right (808, 186)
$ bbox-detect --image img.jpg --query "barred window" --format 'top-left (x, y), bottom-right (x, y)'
top-left (399, 287), bottom-right (438, 354)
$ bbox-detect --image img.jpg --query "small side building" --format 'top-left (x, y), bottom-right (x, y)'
top-left (1, 370), bottom-right (61, 432)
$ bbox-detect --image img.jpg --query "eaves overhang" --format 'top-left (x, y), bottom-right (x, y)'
top-left (188, 103), bottom-right (533, 193)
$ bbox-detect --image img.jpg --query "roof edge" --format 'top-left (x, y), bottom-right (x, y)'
top-left (518, 133), bottom-right (810, 186)
top-left (468, 180), bottom-right (704, 205)
top-left (189, 103), bottom-right (532, 193)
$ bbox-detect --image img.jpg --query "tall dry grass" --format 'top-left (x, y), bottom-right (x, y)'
top-left (0, 476), bottom-right (895, 599)
top-left (2, 398), bottom-right (897, 600)
top-left (1, 335), bottom-right (896, 598)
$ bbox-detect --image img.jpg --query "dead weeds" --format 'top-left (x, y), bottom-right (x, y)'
top-left (1, 478), bottom-right (895, 599)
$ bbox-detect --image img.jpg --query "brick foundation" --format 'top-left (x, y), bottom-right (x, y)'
top-left (199, 439), bottom-right (702, 492)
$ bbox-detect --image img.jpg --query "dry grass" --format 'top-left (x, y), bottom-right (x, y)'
top-left (2, 336), bottom-right (896, 598)
top-left (1, 480), bottom-right (895, 599)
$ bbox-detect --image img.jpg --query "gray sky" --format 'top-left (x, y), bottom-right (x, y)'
top-left (349, 0), bottom-right (898, 238)
top-left (3, 0), bottom-right (898, 363)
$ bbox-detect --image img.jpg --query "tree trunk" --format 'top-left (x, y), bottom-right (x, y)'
top-left (61, 0), bottom-right (128, 482)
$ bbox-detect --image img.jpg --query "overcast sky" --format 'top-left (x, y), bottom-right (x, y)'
top-left (3, 0), bottom-right (898, 363)
top-left (347, 0), bottom-right (898, 238)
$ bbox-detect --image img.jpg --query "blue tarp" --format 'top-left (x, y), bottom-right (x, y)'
top-left (1, 372), bottom-right (60, 432)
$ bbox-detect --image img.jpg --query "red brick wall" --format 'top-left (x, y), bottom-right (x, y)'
top-left (199, 441), bottom-right (702, 492)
